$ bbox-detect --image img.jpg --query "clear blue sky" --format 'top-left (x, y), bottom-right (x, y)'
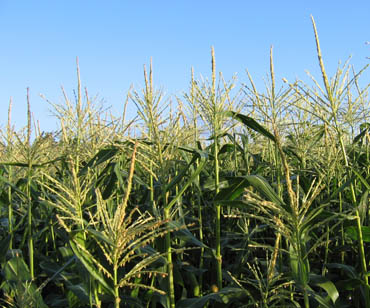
top-left (1, 1), bottom-right (370, 133)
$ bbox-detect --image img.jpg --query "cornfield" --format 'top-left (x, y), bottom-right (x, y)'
top-left (1, 17), bottom-right (369, 308)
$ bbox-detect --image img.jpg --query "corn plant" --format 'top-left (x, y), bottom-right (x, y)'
top-left (1, 16), bottom-right (370, 307)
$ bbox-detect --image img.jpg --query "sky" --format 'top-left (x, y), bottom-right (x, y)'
top-left (1, 1), bottom-right (370, 133)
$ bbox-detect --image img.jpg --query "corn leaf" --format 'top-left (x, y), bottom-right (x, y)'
top-left (345, 225), bottom-right (370, 242)
top-left (309, 273), bottom-right (339, 303)
top-left (69, 239), bottom-right (115, 296)
top-left (224, 111), bottom-right (276, 142)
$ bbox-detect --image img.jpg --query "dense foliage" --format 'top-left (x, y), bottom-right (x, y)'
top-left (1, 17), bottom-right (369, 307)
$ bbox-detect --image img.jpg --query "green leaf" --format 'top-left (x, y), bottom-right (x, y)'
top-left (0, 174), bottom-right (28, 198)
top-left (176, 293), bottom-right (222, 308)
top-left (3, 256), bottom-right (31, 283)
top-left (69, 239), bottom-right (115, 296)
top-left (100, 163), bottom-right (118, 199)
top-left (214, 177), bottom-right (250, 201)
top-left (358, 190), bottom-right (369, 224)
top-left (1, 255), bottom-right (48, 307)
top-left (58, 246), bottom-right (74, 259)
top-left (309, 273), bottom-right (339, 303)
top-left (245, 175), bottom-right (285, 206)
top-left (289, 244), bottom-right (310, 287)
top-left (345, 225), bottom-right (370, 242)
top-left (165, 147), bottom-right (207, 211)
top-left (79, 146), bottom-right (120, 176)
top-left (353, 123), bottom-right (370, 143)
top-left (224, 111), bottom-right (276, 142)
top-left (325, 263), bottom-right (358, 278)
top-left (306, 288), bottom-right (333, 308)
top-left (215, 175), bottom-right (285, 207)
top-left (86, 228), bottom-right (114, 246)
top-left (218, 143), bottom-right (235, 154)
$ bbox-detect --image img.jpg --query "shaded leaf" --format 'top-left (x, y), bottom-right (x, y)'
top-left (345, 225), bottom-right (370, 242)
top-left (309, 273), bottom-right (339, 303)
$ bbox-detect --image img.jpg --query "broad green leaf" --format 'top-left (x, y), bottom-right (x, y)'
top-left (345, 225), bottom-right (370, 242)
top-left (224, 111), bottom-right (276, 142)
top-left (176, 293), bottom-right (222, 308)
top-left (218, 143), bottom-right (235, 154)
top-left (164, 146), bottom-right (207, 191)
top-left (59, 246), bottom-right (74, 259)
top-left (3, 256), bottom-right (31, 283)
top-left (1, 255), bottom-right (48, 307)
top-left (214, 177), bottom-right (250, 201)
top-left (69, 239), bottom-right (115, 296)
top-left (97, 162), bottom-right (117, 199)
top-left (309, 273), bottom-right (339, 303)
top-left (358, 190), bottom-right (369, 224)
top-left (325, 263), bottom-right (358, 278)
top-left (215, 175), bottom-right (285, 206)
top-left (353, 123), bottom-right (370, 143)
top-left (79, 146), bottom-right (120, 175)
top-left (306, 288), bottom-right (333, 308)
top-left (244, 175), bottom-right (285, 206)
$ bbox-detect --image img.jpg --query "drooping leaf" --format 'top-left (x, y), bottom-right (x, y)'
top-left (86, 228), bottom-right (114, 246)
top-left (214, 177), bottom-right (250, 202)
top-left (309, 273), bottom-right (339, 304)
top-left (218, 143), bottom-right (235, 154)
top-left (353, 123), bottom-right (370, 144)
top-left (79, 146), bottom-right (120, 176)
top-left (325, 263), bottom-right (358, 278)
top-left (69, 239), bottom-right (115, 296)
top-left (215, 175), bottom-right (285, 207)
top-left (224, 111), bottom-right (276, 142)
